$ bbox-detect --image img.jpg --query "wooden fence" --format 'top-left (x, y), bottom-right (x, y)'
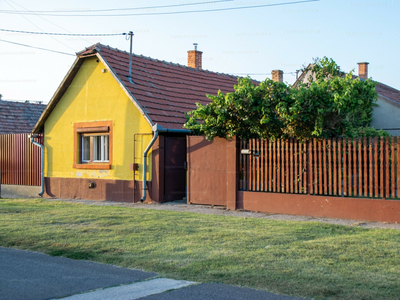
top-left (0, 133), bottom-right (43, 186)
top-left (240, 137), bottom-right (400, 199)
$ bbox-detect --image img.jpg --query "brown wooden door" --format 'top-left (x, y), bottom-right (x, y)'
top-left (164, 135), bottom-right (186, 201)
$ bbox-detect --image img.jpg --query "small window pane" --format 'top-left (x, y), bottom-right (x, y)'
top-left (82, 136), bottom-right (90, 162)
top-left (103, 136), bottom-right (109, 161)
top-left (93, 136), bottom-right (102, 161)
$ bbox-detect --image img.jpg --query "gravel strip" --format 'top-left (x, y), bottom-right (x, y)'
top-left (42, 198), bottom-right (400, 230)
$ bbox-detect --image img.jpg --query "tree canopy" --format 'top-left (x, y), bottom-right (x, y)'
top-left (184, 57), bottom-right (388, 141)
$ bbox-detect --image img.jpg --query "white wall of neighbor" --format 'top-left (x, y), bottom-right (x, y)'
top-left (371, 96), bottom-right (400, 136)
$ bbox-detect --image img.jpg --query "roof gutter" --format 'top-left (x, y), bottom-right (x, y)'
top-left (140, 124), bottom-right (192, 202)
top-left (28, 134), bottom-right (44, 196)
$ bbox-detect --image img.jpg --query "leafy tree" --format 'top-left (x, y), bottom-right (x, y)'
top-left (184, 57), bottom-right (384, 141)
top-left (184, 77), bottom-right (290, 141)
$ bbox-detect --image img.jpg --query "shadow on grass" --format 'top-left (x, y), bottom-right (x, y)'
top-left (48, 249), bottom-right (95, 260)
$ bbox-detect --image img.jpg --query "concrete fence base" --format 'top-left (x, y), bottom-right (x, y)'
top-left (0, 184), bottom-right (42, 198)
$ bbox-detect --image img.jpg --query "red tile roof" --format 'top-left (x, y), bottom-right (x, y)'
top-left (0, 100), bottom-right (46, 134)
top-left (79, 43), bottom-right (243, 129)
top-left (375, 82), bottom-right (400, 105)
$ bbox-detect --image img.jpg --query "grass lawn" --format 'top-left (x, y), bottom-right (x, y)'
top-left (1, 198), bottom-right (399, 299)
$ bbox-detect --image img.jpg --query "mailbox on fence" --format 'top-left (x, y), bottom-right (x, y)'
top-left (241, 149), bottom-right (252, 155)
top-left (241, 149), bottom-right (260, 156)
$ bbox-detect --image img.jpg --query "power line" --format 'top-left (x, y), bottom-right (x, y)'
top-left (0, 38), bottom-right (298, 76)
top-left (0, 39), bottom-right (75, 56)
top-left (0, 0), bottom-right (319, 17)
top-left (4, 0), bottom-right (75, 51)
top-left (5, 0), bottom-right (93, 45)
top-left (0, 28), bottom-right (126, 36)
top-left (0, 0), bottom-right (233, 14)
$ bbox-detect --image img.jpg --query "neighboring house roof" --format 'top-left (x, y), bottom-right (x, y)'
top-left (293, 65), bottom-right (400, 106)
top-left (33, 43), bottom-right (243, 133)
top-left (375, 82), bottom-right (400, 106)
top-left (292, 63), bottom-right (312, 87)
top-left (0, 100), bottom-right (46, 134)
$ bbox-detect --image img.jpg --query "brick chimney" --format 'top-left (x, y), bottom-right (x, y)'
top-left (357, 62), bottom-right (369, 80)
top-left (187, 43), bottom-right (202, 70)
top-left (272, 70), bottom-right (283, 83)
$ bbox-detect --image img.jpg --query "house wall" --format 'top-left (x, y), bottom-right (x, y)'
top-left (371, 96), bottom-right (400, 136)
top-left (44, 56), bottom-right (152, 188)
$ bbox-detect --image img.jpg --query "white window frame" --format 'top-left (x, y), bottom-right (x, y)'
top-left (80, 134), bottom-right (109, 163)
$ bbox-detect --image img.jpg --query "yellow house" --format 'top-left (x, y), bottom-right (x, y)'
top-left (32, 43), bottom-right (239, 202)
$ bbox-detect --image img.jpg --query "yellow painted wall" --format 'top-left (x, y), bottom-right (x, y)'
top-left (44, 56), bottom-right (153, 181)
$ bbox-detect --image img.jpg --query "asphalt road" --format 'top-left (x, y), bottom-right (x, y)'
top-left (0, 247), bottom-right (156, 300)
top-left (139, 283), bottom-right (307, 300)
top-left (0, 247), bottom-right (308, 300)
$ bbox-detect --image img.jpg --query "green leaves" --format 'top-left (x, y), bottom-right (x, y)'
top-left (184, 58), bottom-right (385, 141)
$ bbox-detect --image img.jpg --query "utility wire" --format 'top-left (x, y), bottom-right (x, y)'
top-left (0, 38), bottom-right (297, 77)
top-left (0, 0), bottom-right (233, 14)
top-left (6, 0), bottom-right (93, 44)
top-left (4, 0), bottom-right (75, 51)
top-left (0, 39), bottom-right (75, 56)
top-left (0, 28), bottom-right (126, 36)
top-left (0, 0), bottom-right (319, 17)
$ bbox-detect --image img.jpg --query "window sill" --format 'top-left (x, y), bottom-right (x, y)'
top-left (73, 164), bottom-right (111, 170)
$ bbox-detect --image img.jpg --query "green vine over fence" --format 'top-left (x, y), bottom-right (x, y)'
top-left (184, 57), bottom-right (388, 141)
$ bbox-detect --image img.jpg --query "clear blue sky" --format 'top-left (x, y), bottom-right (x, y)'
top-left (1, 0), bottom-right (399, 103)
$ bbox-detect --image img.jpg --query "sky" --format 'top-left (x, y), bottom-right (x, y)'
top-left (0, 0), bottom-right (399, 104)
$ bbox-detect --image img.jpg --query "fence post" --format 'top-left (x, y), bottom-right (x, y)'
top-left (307, 140), bottom-right (311, 195)
top-left (226, 137), bottom-right (239, 210)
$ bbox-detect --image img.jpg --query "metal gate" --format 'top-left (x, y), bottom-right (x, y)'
top-left (163, 136), bottom-right (186, 201)
top-left (0, 133), bottom-right (43, 186)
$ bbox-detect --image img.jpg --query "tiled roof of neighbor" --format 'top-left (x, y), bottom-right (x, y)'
top-left (375, 82), bottom-right (400, 105)
top-left (79, 43), bottom-right (243, 129)
top-left (0, 100), bottom-right (46, 134)
top-left (294, 67), bottom-right (400, 106)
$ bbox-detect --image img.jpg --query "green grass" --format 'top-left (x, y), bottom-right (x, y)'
top-left (1, 198), bottom-right (399, 299)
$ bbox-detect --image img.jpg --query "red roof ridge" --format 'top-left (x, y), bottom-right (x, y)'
top-left (77, 43), bottom-right (242, 80)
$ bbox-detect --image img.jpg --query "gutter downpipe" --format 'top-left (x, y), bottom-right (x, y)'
top-left (140, 123), bottom-right (192, 202)
top-left (28, 134), bottom-right (44, 196)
